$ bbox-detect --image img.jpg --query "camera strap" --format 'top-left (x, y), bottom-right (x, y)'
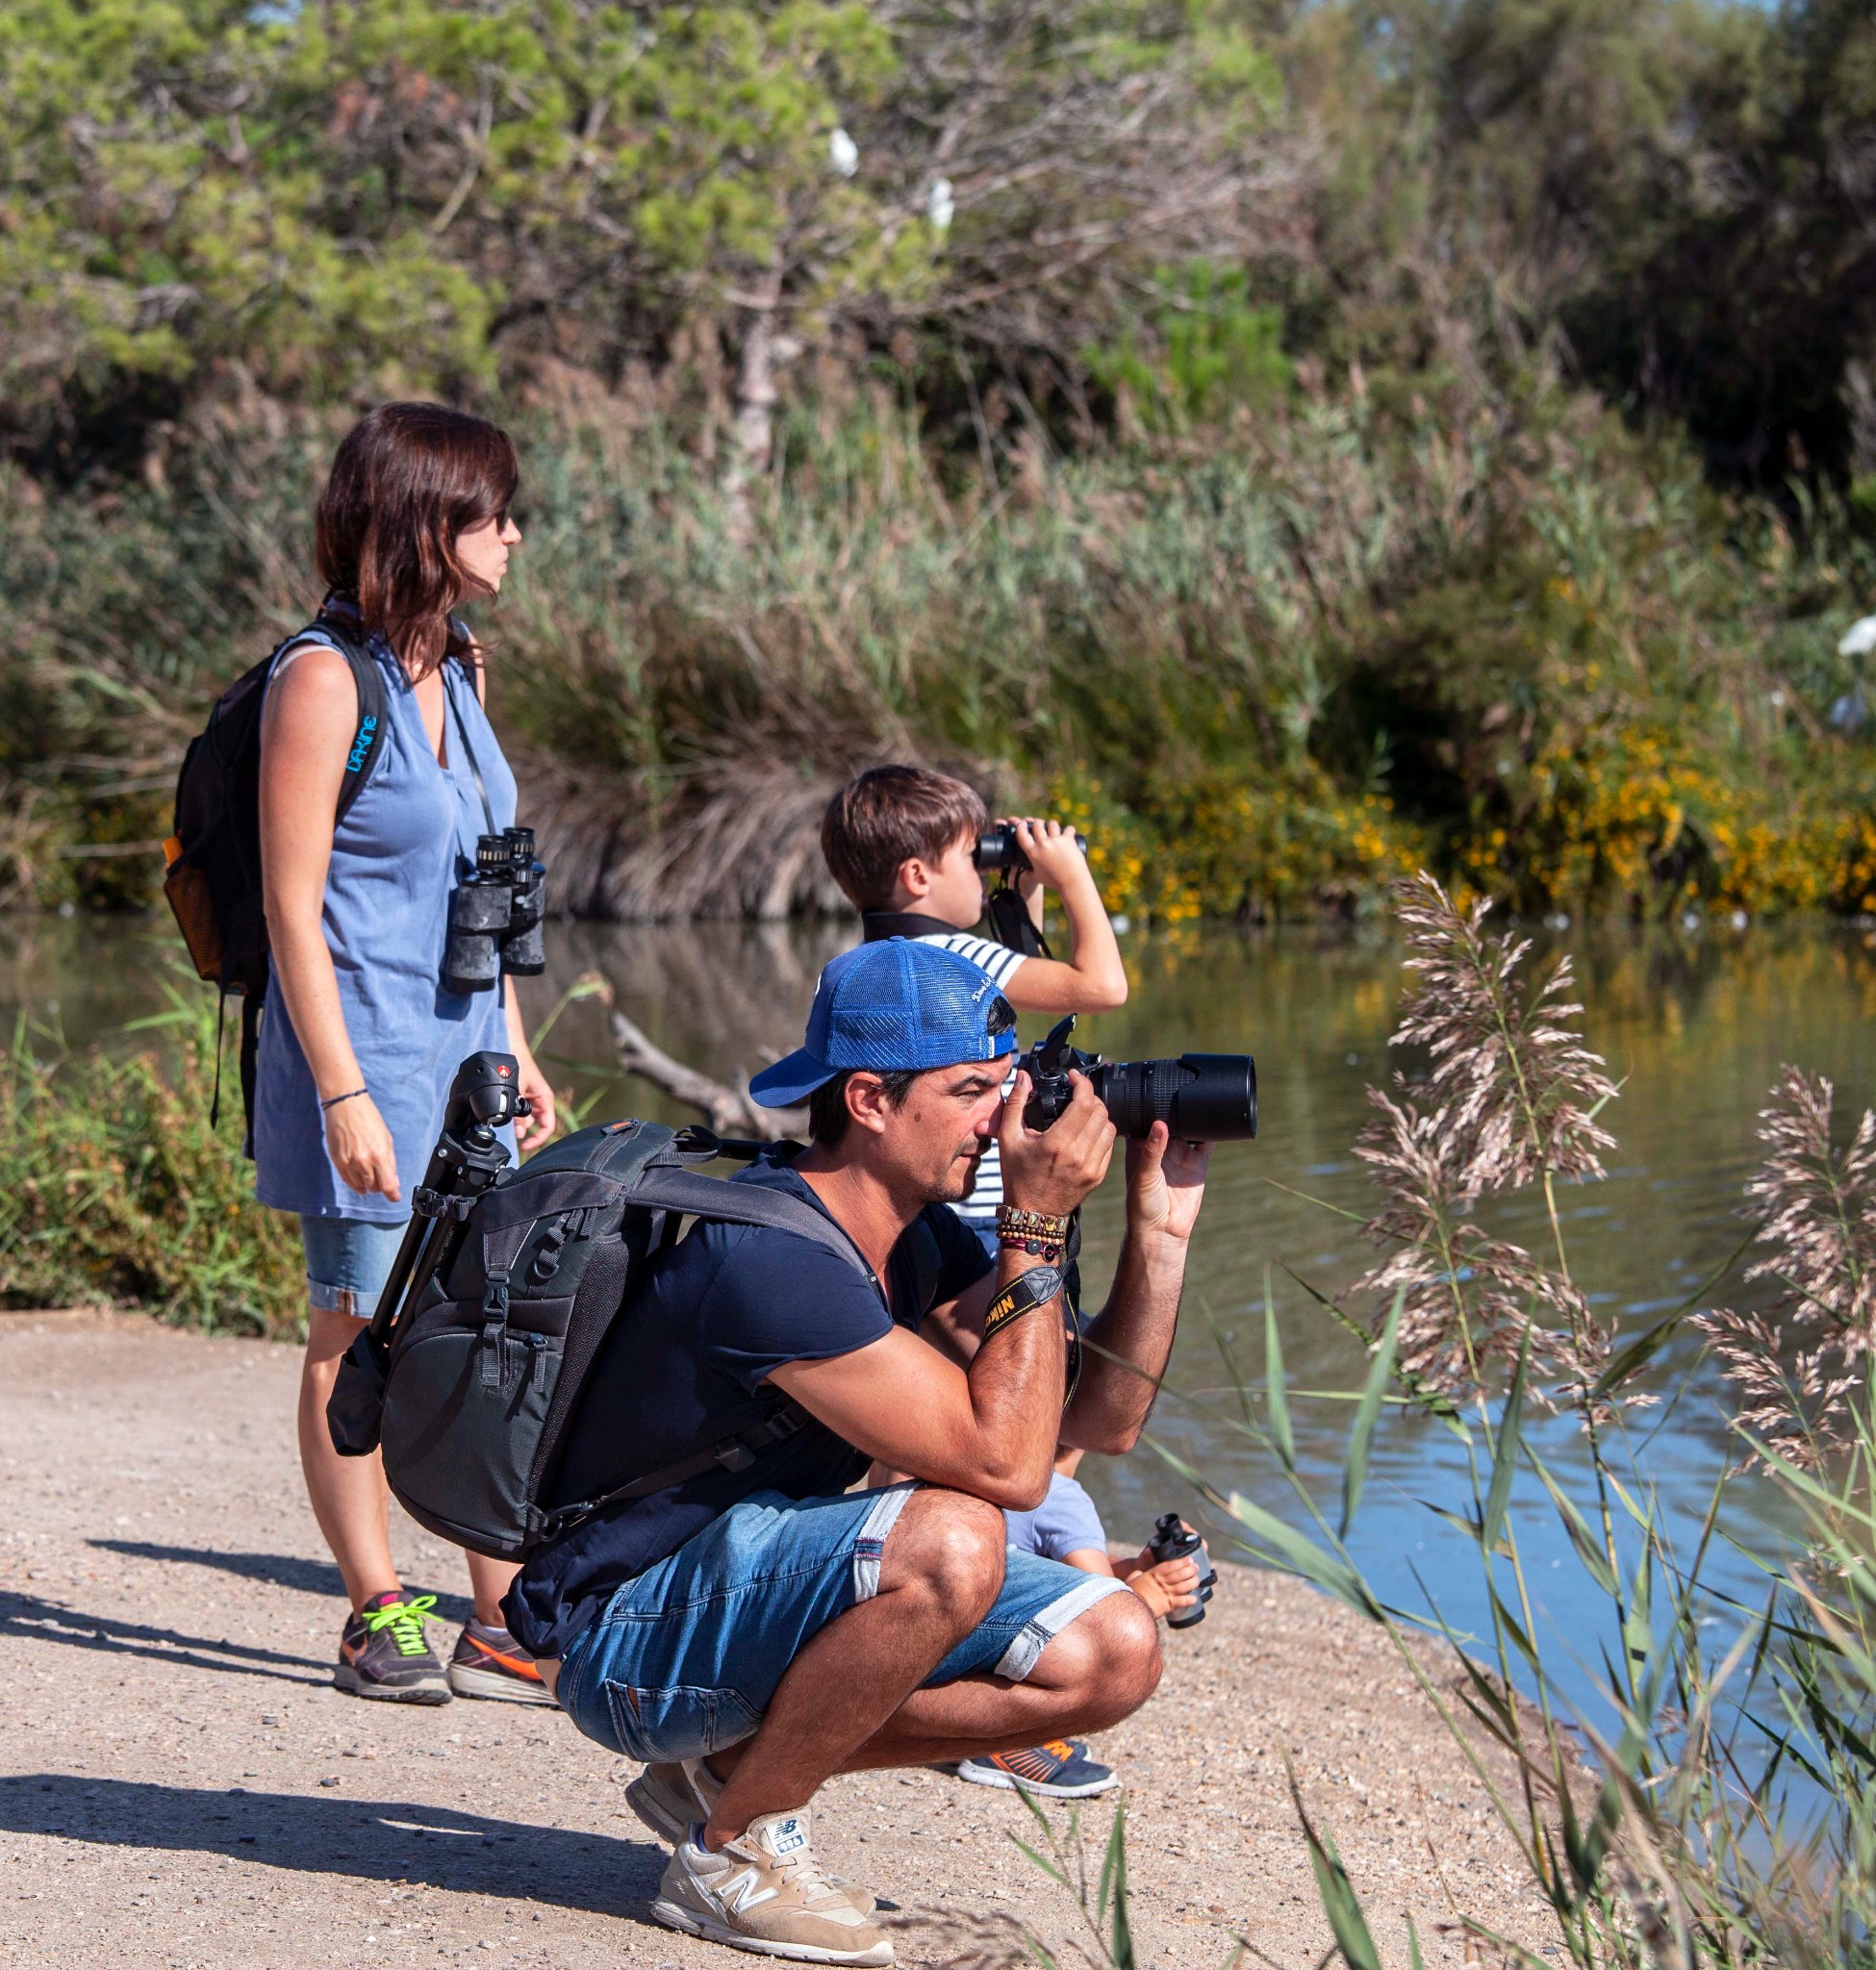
top-left (986, 881), bottom-right (1052, 959)
top-left (980, 1264), bottom-right (1065, 1341)
top-left (443, 662), bottom-right (497, 838)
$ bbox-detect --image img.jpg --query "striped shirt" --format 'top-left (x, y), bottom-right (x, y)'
top-left (858, 914), bottom-right (1029, 1228)
top-left (911, 930), bottom-right (1027, 1226)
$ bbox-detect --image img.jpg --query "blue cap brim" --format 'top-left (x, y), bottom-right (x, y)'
top-left (748, 1048), bottom-right (839, 1108)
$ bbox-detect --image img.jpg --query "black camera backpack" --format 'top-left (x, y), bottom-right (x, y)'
top-left (327, 1118), bottom-right (877, 1562)
top-left (162, 598), bottom-right (387, 1138)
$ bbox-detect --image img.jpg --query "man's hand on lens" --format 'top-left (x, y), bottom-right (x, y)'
top-left (1124, 1121), bottom-right (1210, 1241)
top-left (998, 1068), bottom-right (1116, 1219)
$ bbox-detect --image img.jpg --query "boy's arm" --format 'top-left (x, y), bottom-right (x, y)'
top-left (996, 819), bottom-right (1128, 1014)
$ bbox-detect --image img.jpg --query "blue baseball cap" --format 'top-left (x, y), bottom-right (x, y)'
top-left (748, 938), bottom-right (1018, 1108)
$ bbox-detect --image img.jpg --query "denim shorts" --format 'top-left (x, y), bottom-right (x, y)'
top-left (554, 1484), bottom-right (1129, 1766)
top-left (298, 1214), bottom-right (410, 1320)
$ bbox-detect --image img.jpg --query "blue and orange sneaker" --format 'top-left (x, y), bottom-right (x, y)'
top-left (955, 1739), bottom-right (1118, 1798)
top-left (447, 1620), bottom-right (557, 1706)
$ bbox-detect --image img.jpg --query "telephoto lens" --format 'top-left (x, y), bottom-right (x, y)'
top-left (974, 821), bottom-right (1090, 873)
top-left (498, 826), bottom-right (546, 976)
top-left (1088, 1054), bottom-right (1257, 1142)
top-left (442, 834), bottom-right (514, 995)
top-left (1018, 1017), bottom-right (1257, 1141)
top-left (1148, 1512), bottom-right (1217, 1629)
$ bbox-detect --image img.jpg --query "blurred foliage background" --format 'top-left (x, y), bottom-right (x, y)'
top-left (6, 0), bottom-right (1876, 922)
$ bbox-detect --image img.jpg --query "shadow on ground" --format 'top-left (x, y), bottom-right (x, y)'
top-left (0, 1775), bottom-right (664, 1917)
top-left (1, 1591), bottom-right (330, 1684)
top-left (88, 1541), bottom-right (474, 1625)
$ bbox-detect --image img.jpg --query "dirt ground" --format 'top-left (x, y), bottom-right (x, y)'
top-left (0, 1310), bottom-right (1559, 1968)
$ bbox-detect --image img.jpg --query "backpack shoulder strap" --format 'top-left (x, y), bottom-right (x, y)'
top-left (621, 1167), bottom-right (879, 1283)
top-left (303, 612), bottom-right (388, 827)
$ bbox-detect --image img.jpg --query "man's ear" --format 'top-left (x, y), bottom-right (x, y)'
top-left (844, 1073), bottom-right (898, 1137)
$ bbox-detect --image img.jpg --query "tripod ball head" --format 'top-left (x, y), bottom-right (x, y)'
top-left (444, 1050), bottom-right (530, 1140)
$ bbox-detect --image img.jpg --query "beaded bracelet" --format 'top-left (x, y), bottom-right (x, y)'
top-left (997, 1203), bottom-right (1070, 1261)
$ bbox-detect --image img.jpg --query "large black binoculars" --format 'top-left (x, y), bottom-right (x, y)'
top-left (444, 826), bottom-right (546, 996)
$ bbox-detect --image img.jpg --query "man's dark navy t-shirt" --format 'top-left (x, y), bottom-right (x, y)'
top-left (504, 1151), bottom-right (994, 1659)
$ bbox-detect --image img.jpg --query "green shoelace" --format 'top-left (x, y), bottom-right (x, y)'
top-left (362, 1593), bottom-right (437, 1657)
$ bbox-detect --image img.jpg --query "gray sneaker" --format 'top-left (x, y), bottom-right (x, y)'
top-left (652, 1808), bottom-right (892, 1965)
top-left (627, 1763), bottom-right (877, 1917)
top-left (334, 1591), bottom-right (450, 1705)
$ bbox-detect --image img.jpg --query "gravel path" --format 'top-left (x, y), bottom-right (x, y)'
top-left (0, 1311), bottom-right (1556, 1968)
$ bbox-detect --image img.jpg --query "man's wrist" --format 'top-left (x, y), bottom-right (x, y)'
top-left (997, 1203), bottom-right (1070, 1262)
top-left (1122, 1209), bottom-right (1196, 1251)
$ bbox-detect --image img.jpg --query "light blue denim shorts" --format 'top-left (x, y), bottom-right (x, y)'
top-left (298, 1214), bottom-right (410, 1320)
top-left (554, 1484), bottom-right (1129, 1765)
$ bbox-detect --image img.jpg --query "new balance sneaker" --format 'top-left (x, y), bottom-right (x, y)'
top-left (628, 1762), bottom-right (877, 1918)
top-left (955, 1739), bottom-right (1118, 1798)
top-left (652, 1809), bottom-right (892, 1965)
top-left (334, 1591), bottom-right (450, 1705)
top-left (447, 1620), bottom-right (557, 1705)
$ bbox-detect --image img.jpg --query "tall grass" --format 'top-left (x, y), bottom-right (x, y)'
top-left (989, 877), bottom-right (1876, 1965)
top-left (11, 386), bottom-right (1876, 922)
top-left (0, 984), bottom-right (303, 1334)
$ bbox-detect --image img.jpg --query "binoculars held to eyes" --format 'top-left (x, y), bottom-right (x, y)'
top-left (974, 822), bottom-right (1090, 874)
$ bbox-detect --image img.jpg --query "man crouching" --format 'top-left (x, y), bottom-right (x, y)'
top-left (504, 938), bottom-right (1212, 1964)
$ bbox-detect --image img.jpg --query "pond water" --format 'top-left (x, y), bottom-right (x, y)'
top-left (11, 909), bottom-right (1874, 1730)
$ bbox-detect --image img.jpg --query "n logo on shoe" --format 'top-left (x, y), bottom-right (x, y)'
top-left (770, 1816), bottom-right (807, 1856)
top-left (719, 1868), bottom-right (781, 1915)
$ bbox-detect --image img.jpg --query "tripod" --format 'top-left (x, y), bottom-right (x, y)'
top-left (367, 1050), bottom-right (529, 1351)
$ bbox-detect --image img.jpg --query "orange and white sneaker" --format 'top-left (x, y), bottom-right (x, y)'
top-left (446, 1620), bottom-right (557, 1706)
top-left (955, 1738), bottom-right (1118, 1798)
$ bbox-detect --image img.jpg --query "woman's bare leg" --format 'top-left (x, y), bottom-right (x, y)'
top-left (297, 1304), bottom-right (400, 1614)
top-left (467, 1552), bottom-right (522, 1629)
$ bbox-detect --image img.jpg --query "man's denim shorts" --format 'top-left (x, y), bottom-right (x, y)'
top-left (299, 1215), bottom-right (409, 1320)
top-left (554, 1484), bottom-right (1130, 1766)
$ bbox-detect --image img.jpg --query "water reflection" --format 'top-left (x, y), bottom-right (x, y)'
top-left (12, 912), bottom-right (1876, 1698)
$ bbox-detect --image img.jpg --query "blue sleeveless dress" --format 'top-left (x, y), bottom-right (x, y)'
top-left (252, 627), bottom-right (518, 1225)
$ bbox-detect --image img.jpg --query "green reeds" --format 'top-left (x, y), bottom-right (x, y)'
top-left (993, 876), bottom-right (1876, 1964)
top-left (12, 390), bottom-right (1876, 923)
top-left (0, 981), bottom-right (303, 1335)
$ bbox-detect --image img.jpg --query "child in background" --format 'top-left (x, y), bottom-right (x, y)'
top-left (820, 764), bottom-right (1128, 1255)
top-left (954, 1451), bottom-right (1203, 1798)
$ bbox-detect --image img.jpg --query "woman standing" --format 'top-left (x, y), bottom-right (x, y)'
top-left (256, 403), bottom-right (557, 1705)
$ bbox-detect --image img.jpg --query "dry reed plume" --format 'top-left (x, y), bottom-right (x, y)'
top-left (1348, 872), bottom-right (1620, 1400)
top-left (1697, 1066), bottom-right (1876, 1465)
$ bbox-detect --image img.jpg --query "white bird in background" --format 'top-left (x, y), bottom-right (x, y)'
top-left (927, 177), bottom-right (954, 232)
top-left (828, 127), bottom-right (859, 179)
top-left (1839, 615), bottom-right (1876, 657)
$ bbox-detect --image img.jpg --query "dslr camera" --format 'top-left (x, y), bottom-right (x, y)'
top-left (444, 826), bottom-right (546, 996)
top-left (1018, 1015), bottom-right (1256, 1142)
top-left (975, 821), bottom-right (1089, 874)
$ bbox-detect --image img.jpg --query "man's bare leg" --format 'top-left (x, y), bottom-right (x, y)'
top-left (834, 1586), bottom-right (1162, 1771)
top-left (702, 1488), bottom-right (1006, 1847)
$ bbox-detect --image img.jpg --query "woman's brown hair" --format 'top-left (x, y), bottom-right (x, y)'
top-left (314, 402), bottom-right (520, 678)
